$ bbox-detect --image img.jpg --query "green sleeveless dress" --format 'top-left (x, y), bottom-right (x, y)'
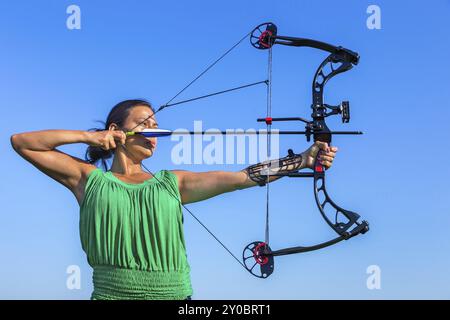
top-left (79, 168), bottom-right (193, 300)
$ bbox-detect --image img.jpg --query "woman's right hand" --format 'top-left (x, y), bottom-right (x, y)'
top-left (87, 130), bottom-right (127, 151)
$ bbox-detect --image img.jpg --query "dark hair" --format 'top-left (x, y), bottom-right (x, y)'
top-left (85, 99), bottom-right (154, 170)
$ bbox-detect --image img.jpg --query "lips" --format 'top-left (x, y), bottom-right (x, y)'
top-left (145, 141), bottom-right (156, 148)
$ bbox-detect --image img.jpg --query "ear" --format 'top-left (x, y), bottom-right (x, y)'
top-left (108, 123), bottom-right (120, 131)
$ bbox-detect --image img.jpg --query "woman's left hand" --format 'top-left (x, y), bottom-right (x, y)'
top-left (302, 141), bottom-right (338, 170)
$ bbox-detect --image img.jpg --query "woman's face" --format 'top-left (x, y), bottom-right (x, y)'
top-left (121, 105), bottom-right (158, 159)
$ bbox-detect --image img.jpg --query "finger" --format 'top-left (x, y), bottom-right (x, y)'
top-left (112, 131), bottom-right (126, 144)
top-left (319, 155), bottom-right (334, 163)
top-left (101, 139), bottom-right (110, 151)
top-left (321, 160), bottom-right (332, 168)
top-left (118, 131), bottom-right (126, 140)
top-left (315, 141), bottom-right (330, 152)
top-left (108, 136), bottom-right (117, 149)
top-left (99, 137), bottom-right (109, 150)
top-left (118, 131), bottom-right (126, 145)
top-left (321, 151), bottom-right (336, 159)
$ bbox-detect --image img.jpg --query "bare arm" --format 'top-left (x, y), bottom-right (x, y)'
top-left (174, 142), bottom-right (337, 204)
top-left (175, 170), bottom-right (258, 204)
top-left (10, 130), bottom-right (97, 205)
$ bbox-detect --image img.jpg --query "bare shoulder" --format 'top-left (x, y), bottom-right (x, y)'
top-left (170, 170), bottom-right (190, 184)
top-left (170, 170), bottom-right (189, 177)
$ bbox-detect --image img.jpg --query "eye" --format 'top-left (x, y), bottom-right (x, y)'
top-left (136, 118), bottom-right (158, 130)
top-left (138, 121), bottom-right (151, 128)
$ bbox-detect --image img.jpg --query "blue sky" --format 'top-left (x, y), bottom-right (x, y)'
top-left (1, 0), bottom-right (450, 299)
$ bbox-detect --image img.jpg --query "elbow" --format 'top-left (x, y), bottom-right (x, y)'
top-left (10, 134), bottom-right (19, 151)
top-left (10, 133), bottom-right (24, 152)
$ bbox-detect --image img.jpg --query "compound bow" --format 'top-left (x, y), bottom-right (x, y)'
top-left (128, 22), bottom-right (369, 279)
top-left (242, 23), bottom-right (369, 278)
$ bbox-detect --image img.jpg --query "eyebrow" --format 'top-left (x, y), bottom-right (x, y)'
top-left (136, 117), bottom-right (158, 127)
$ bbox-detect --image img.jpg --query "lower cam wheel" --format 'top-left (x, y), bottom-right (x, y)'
top-left (242, 241), bottom-right (274, 278)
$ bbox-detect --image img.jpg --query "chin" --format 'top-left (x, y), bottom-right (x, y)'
top-left (143, 148), bottom-right (154, 158)
top-left (132, 146), bottom-right (154, 160)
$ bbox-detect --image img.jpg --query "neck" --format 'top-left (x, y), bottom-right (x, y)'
top-left (110, 147), bottom-right (144, 175)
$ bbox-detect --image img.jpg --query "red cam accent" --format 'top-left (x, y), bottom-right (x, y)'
top-left (265, 117), bottom-right (273, 125)
top-left (253, 242), bottom-right (269, 265)
top-left (258, 30), bottom-right (273, 48)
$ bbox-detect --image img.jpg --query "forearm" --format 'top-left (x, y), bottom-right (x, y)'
top-left (178, 150), bottom-right (306, 204)
top-left (238, 168), bottom-right (281, 190)
top-left (11, 130), bottom-right (91, 151)
top-left (241, 149), bottom-right (306, 187)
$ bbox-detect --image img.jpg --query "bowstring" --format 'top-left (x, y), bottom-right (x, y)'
top-left (264, 44), bottom-right (273, 247)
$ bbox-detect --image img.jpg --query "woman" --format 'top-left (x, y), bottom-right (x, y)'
top-left (10, 99), bottom-right (337, 300)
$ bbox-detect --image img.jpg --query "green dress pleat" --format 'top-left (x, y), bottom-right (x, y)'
top-left (79, 169), bottom-right (193, 300)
